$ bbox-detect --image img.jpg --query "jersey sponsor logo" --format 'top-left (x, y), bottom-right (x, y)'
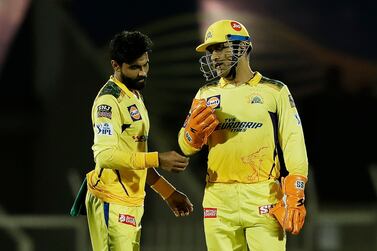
top-left (206, 95), bottom-right (221, 109)
top-left (250, 95), bottom-right (263, 104)
top-left (216, 117), bottom-right (263, 132)
top-left (95, 123), bottom-right (113, 136)
top-left (288, 94), bottom-right (296, 108)
top-left (118, 214), bottom-right (136, 227)
top-left (97, 104), bottom-right (112, 119)
top-left (231, 21), bottom-right (242, 31)
top-left (127, 105), bottom-right (142, 121)
top-left (132, 135), bottom-right (148, 142)
top-left (259, 204), bottom-right (273, 215)
top-left (203, 208), bottom-right (217, 218)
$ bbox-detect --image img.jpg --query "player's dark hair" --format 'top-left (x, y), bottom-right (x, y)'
top-left (109, 31), bottom-right (153, 64)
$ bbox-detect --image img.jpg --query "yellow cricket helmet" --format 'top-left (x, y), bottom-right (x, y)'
top-left (196, 19), bottom-right (251, 52)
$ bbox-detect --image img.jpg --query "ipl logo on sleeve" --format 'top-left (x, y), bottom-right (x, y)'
top-left (127, 105), bottom-right (142, 121)
top-left (95, 123), bottom-right (113, 136)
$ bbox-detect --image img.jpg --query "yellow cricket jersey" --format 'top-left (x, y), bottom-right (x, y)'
top-left (178, 72), bottom-right (308, 183)
top-left (87, 76), bottom-right (159, 206)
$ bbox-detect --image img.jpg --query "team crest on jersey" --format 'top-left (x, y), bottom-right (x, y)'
top-left (259, 204), bottom-right (273, 215)
top-left (230, 21), bottom-right (242, 31)
top-left (250, 95), bottom-right (263, 104)
top-left (118, 214), bottom-right (136, 227)
top-left (204, 208), bottom-right (217, 218)
top-left (206, 95), bottom-right (221, 109)
top-left (127, 105), bottom-right (142, 121)
top-left (95, 123), bottom-right (113, 136)
top-left (97, 104), bottom-right (112, 119)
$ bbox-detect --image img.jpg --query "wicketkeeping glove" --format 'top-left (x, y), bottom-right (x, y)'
top-left (270, 175), bottom-right (307, 235)
top-left (183, 99), bottom-right (219, 149)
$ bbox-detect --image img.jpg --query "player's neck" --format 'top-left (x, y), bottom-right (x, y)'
top-left (227, 63), bottom-right (254, 86)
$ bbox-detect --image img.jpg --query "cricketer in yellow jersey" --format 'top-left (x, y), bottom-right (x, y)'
top-left (86, 31), bottom-right (193, 251)
top-left (178, 20), bottom-right (309, 251)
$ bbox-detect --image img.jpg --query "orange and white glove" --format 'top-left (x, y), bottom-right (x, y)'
top-left (183, 99), bottom-right (219, 149)
top-left (270, 175), bottom-right (307, 235)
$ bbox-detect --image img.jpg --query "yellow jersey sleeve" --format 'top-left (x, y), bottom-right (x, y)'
top-left (277, 86), bottom-right (308, 177)
top-left (92, 94), bottom-right (158, 170)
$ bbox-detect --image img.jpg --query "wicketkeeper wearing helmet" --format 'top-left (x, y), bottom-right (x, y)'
top-left (178, 19), bottom-right (309, 251)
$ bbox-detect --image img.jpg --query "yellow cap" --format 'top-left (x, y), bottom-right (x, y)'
top-left (196, 19), bottom-right (250, 52)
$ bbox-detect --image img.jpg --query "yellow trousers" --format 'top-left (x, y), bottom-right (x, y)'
top-left (203, 181), bottom-right (286, 251)
top-left (85, 192), bottom-right (144, 251)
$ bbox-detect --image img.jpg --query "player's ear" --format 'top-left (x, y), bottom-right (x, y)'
top-left (111, 60), bottom-right (121, 72)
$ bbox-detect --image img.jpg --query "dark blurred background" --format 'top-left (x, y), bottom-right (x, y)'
top-left (0, 0), bottom-right (376, 250)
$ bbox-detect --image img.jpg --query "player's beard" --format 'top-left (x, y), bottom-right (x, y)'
top-left (216, 62), bottom-right (236, 80)
top-left (120, 72), bottom-right (147, 91)
top-left (225, 65), bottom-right (237, 80)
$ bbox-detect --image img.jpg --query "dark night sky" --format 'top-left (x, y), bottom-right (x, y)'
top-left (70, 0), bottom-right (377, 61)
top-left (70, 0), bottom-right (198, 46)
top-left (258, 0), bottom-right (377, 60)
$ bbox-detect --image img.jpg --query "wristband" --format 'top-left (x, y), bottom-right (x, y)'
top-left (151, 176), bottom-right (176, 200)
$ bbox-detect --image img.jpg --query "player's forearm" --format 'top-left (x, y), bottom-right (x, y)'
top-left (95, 148), bottom-right (159, 170)
top-left (146, 168), bottom-right (161, 186)
top-left (178, 128), bottom-right (200, 156)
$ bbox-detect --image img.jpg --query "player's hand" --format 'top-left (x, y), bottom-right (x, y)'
top-left (270, 175), bottom-right (307, 235)
top-left (158, 151), bottom-right (189, 172)
top-left (165, 190), bottom-right (194, 217)
top-left (183, 99), bottom-right (219, 149)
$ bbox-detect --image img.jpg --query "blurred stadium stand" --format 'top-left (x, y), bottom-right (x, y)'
top-left (0, 0), bottom-right (376, 250)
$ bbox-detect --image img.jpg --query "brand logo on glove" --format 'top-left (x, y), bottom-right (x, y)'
top-left (190, 127), bottom-right (197, 133)
top-left (297, 198), bottom-right (305, 206)
top-left (295, 180), bottom-right (305, 190)
top-left (127, 105), bottom-right (142, 121)
top-left (204, 208), bottom-right (217, 218)
top-left (206, 95), bottom-right (221, 109)
top-left (185, 131), bottom-right (193, 142)
top-left (118, 214), bottom-right (136, 227)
